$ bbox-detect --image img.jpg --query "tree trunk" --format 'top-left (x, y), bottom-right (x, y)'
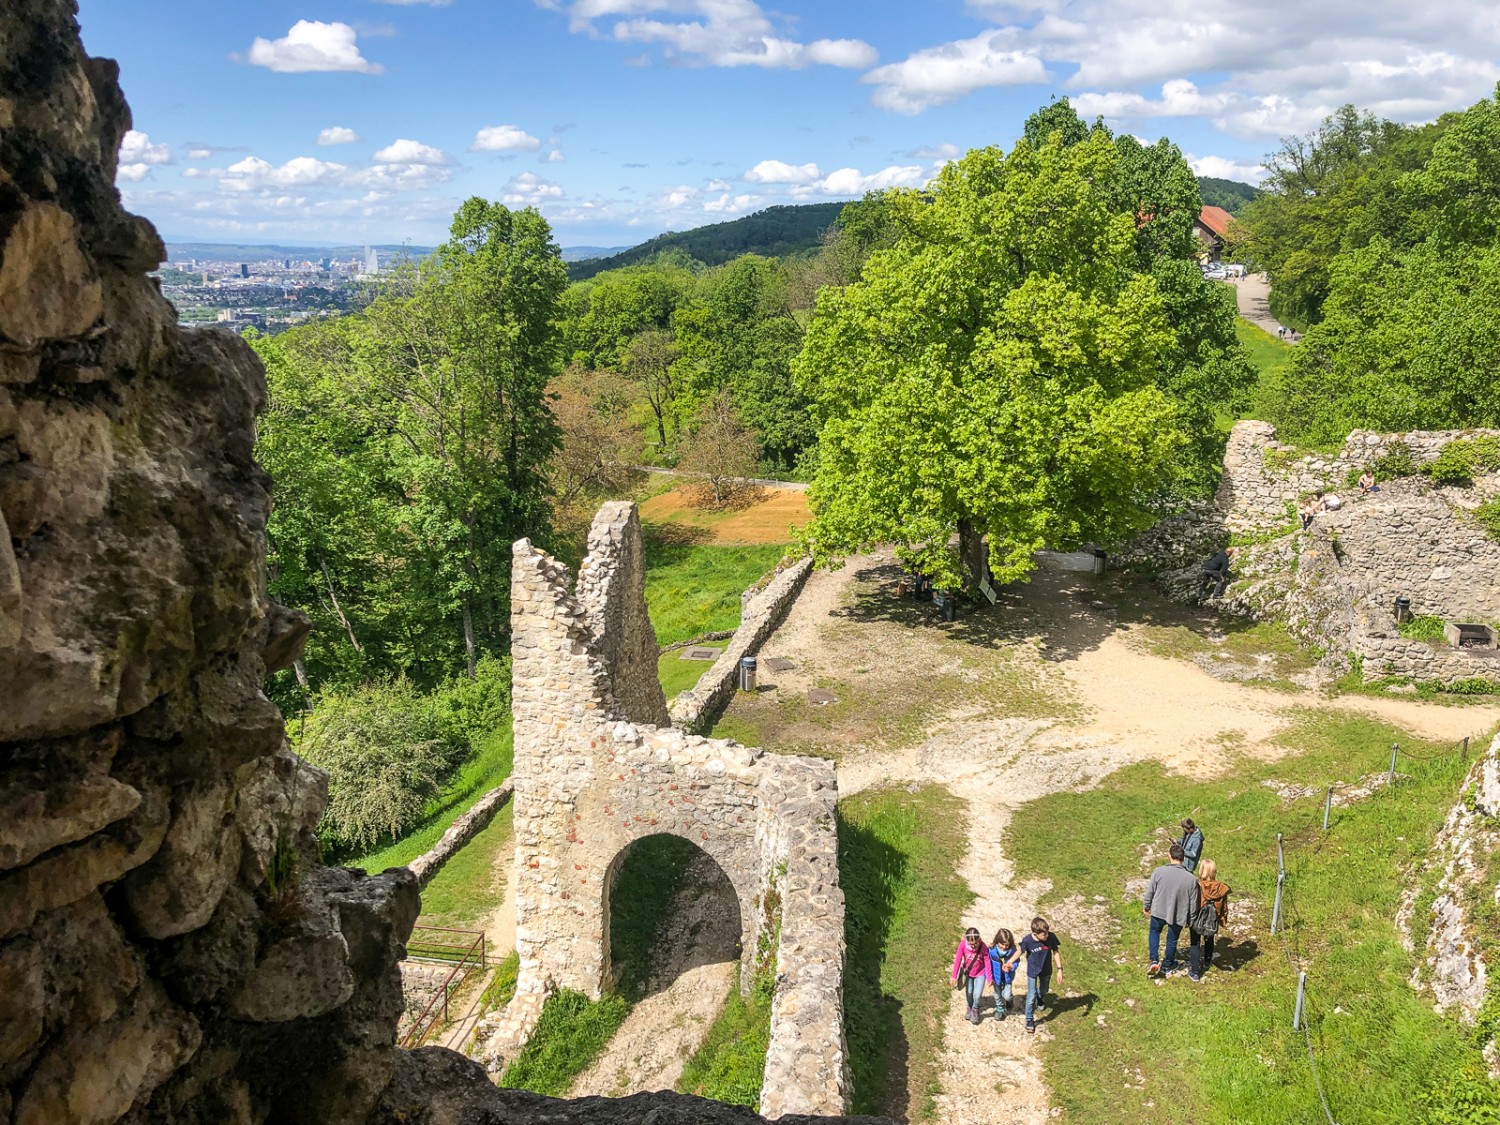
top-left (318, 556), bottom-right (363, 653)
top-left (462, 595), bottom-right (477, 681)
top-left (957, 519), bottom-right (987, 595)
top-left (293, 659), bottom-right (310, 691)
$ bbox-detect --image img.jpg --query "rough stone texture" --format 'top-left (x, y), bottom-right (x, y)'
top-left (406, 781), bottom-right (514, 890)
top-left (1398, 734), bottom-right (1500, 1060)
top-left (1122, 421), bottom-right (1500, 685)
top-left (482, 516), bottom-right (849, 1117)
top-left (0, 6), bottom-right (876, 1122)
top-left (670, 557), bottom-right (814, 732)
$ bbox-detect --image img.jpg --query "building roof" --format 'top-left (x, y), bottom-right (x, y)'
top-left (1196, 205), bottom-right (1235, 239)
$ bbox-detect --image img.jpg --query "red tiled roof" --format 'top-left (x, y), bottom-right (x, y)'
top-left (1196, 205), bottom-right (1235, 238)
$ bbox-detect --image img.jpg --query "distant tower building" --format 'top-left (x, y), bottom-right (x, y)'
top-left (364, 245), bottom-right (379, 276)
top-left (239, 263), bottom-right (249, 279)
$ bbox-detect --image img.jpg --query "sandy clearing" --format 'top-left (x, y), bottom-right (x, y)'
top-left (640, 485), bottom-right (809, 545)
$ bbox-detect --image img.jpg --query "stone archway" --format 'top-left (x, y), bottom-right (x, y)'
top-left (484, 502), bottom-right (852, 1118)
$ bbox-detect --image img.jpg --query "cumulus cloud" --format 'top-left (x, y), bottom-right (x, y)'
top-left (1187, 153), bottom-right (1268, 183)
top-left (876, 1), bottom-right (1500, 136)
top-left (117, 130), bottom-right (173, 181)
top-left (371, 139), bottom-right (451, 165)
top-left (317, 126), bottom-right (363, 146)
top-left (863, 30), bottom-right (1047, 114)
top-left (743, 159), bottom-right (823, 185)
top-left (541, 0), bottom-right (877, 69)
top-left (244, 21), bottom-right (383, 74)
top-left (909, 142), bottom-right (963, 160)
top-left (541, 138), bottom-right (567, 164)
top-left (471, 125), bottom-right (543, 153)
top-left (502, 172), bottom-right (566, 207)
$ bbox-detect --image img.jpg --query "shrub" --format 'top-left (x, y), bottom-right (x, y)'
top-left (430, 656), bottom-right (512, 750)
top-left (1371, 440), bottom-right (1418, 481)
top-left (1425, 436), bottom-right (1500, 487)
top-left (295, 679), bottom-right (466, 856)
top-left (1477, 498), bottom-right (1500, 542)
top-left (1399, 615), bottom-right (1448, 643)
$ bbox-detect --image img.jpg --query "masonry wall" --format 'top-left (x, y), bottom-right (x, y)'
top-left (492, 515), bottom-right (849, 1117)
top-left (1126, 421), bottom-right (1500, 685)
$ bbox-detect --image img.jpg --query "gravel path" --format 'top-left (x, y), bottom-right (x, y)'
top-left (1234, 273), bottom-right (1290, 339)
top-left (752, 553), bottom-right (1499, 1123)
top-left (569, 852), bottom-right (739, 1097)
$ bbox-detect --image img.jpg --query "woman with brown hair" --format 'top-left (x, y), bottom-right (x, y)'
top-left (1189, 858), bottom-right (1230, 981)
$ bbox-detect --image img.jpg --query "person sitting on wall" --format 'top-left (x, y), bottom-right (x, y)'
top-left (1198, 546), bottom-right (1235, 600)
top-left (1320, 491), bottom-right (1343, 512)
top-left (1299, 496), bottom-right (1318, 530)
top-left (1359, 470), bottom-right (1379, 496)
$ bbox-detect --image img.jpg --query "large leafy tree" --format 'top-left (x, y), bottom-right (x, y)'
top-left (795, 124), bottom-right (1241, 589)
top-left (257, 198), bottom-right (566, 694)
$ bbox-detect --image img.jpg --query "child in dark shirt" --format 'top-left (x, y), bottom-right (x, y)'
top-left (1005, 916), bottom-right (1062, 1034)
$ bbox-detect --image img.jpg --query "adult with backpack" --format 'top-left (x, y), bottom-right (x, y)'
top-left (950, 926), bottom-right (994, 1025)
top-left (1189, 859), bottom-right (1231, 981)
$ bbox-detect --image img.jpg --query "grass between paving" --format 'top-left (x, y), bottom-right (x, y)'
top-left (840, 784), bottom-right (972, 1122)
top-left (499, 834), bottom-right (702, 1095)
top-left (677, 969), bottom-right (776, 1109)
top-left (351, 728), bottom-right (514, 873)
top-left (413, 802), bottom-right (513, 929)
top-left (1005, 709), bottom-right (1500, 1125)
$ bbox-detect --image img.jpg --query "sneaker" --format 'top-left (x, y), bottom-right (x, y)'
top-left (1026, 1021), bottom-right (1036, 1034)
top-left (1188, 973), bottom-right (1202, 982)
top-left (1148, 962), bottom-right (1160, 976)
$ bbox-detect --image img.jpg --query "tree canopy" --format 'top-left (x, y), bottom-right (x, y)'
top-left (794, 115), bottom-right (1249, 588)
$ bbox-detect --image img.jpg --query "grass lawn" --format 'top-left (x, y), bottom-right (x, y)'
top-left (1006, 710), bottom-right (1500, 1125)
top-left (658, 648), bottom-right (719, 701)
top-left (351, 728), bottom-right (513, 873)
top-left (644, 536), bottom-right (785, 647)
top-left (840, 784), bottom-right (972, 1121)
top-left (499, 990), bottom-right (629, 1096)
top-left (677, 970), bottom-right (776, 1109)
top-left (414, 802), bottom-right (512, 929)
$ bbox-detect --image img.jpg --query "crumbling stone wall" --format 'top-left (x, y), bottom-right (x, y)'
top-left (1124, 421), bottom-right (1500, 684)
top-left (490, 509), bottom-right (849, 1116)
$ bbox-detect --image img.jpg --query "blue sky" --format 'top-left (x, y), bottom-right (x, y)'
top-left (78, 0), bottom-right (1500, 248)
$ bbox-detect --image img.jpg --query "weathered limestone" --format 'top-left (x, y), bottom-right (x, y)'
top-left (1123, 421), bottom-right (1500, 685)
top-left (487, 506), bottom-right (849, 1117)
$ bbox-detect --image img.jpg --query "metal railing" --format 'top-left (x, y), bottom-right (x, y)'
top-left (398, 925), bottom-right (486, 1049)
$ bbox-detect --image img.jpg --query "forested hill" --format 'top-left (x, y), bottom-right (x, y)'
top-left (1197, 176), bottom-right (1261, 214)
top-left (567, 202), bottom-right (845, 280)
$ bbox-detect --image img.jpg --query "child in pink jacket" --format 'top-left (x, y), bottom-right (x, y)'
top-left (951, 927), bottom-right (994, 1025)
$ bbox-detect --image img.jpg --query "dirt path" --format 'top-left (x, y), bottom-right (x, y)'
top-left (438, 845), bottom-right (517, 1054)
top-left (745, 554), bottom-right (1499, 1123)
top-left (569, 853), bottom-right (739, 1097)
top-left (1235, 273), bottom-right (1289, 339)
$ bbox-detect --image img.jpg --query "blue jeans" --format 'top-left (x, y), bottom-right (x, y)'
top-left (963, 973), bottom-right (985, 1012)
top-left (1149, 916), bottom-right (1183, 971)
top-left (1024, 972), bottom-right (1050, 1022)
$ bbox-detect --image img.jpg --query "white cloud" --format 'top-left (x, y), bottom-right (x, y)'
top-left (743, 159), bottom-right (822, 185)
top-left (910, 142), bottom-right (963, 160)
top-left (372, 0), bottom-right (451, 5)
top-left (541, 138), bottom-right (567, 164)
top-left (703, 192), bottom-right (758, 214)
top-left (543, 1), bottom-right (877, 69)
top-left (1187, 153), bottom-right (1268, 183)
top-left (371, 139), bottom-right (452, 165)
top-left (501, 172), bottom-right (566, 207)
top-left (317, 126), bottom-right (363, 146)
top-left (815, 165), bottom-right (926, 196)
top-left (187, 147), bottom-right (215, 160)
top-left (215, 155), bottom-right (349, 192)
top-left (121, 130), bottom-right (174, 167)
top-left (117, 164), bottom-right (154, 182)
top-left (471, 125), bottom-right (543, 153)
top-left (244, 21), bottom-right (383, 74)
top-left (863, 30), bottom-right (1047, 114)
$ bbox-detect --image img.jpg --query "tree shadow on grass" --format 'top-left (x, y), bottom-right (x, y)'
top-left (838, 812), bottom-right (913, 1122)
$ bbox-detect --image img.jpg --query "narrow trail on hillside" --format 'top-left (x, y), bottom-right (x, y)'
top-left (752, 554), bottom-right (1499, 1124)
top-left (439, 844), bottom-right (517, 1054)
top-left (569, 852), bottom-right (738, 1097)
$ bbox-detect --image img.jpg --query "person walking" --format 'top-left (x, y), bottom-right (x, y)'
top-left (1179, 818), bottom-right (1204, 873)
top-left (1005, 916), bottom-right (1062, 1035)
top-left (951, 927), bottom-right (994, 1025)
top-left (988, 928), bottom-right (1019, 1021)
top-left (1143, 844), bottom-right (1200, 977)
top-left (1189, 859), bottom-right (1231, 981)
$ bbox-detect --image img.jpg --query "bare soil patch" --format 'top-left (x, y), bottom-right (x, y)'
top-left (640, 485), bottom-right (810, 546)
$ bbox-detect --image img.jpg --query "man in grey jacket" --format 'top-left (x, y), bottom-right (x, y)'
top-left (1143, 844), bottom-right (1201, 976)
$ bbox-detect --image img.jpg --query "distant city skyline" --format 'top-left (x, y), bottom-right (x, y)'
top-left (78, 1), bottom-right (1500, 246)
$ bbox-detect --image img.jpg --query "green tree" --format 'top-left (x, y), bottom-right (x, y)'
top-left (794, 134), bottom-right (1193, 590)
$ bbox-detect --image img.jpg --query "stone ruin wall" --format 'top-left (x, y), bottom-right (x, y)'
top-left (0, 6), bottom-right (877, 1123)
top-left (484, 506), bottom-right (851, 1116)
top-left (1124, 420), bottom-right (1500, 684)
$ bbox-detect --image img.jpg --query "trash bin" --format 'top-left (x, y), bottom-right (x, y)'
top-left (937, 591), bottom-right (957, 622)
top-left (738, 656), bottom-right (758, 693)
top-left (1394, 596), bottom-right (1412, 625)
top-left (1092, 548), bottom-right (1107, 576)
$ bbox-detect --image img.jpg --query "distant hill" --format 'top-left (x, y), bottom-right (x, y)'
top-left (1197, 177), bottom-right (1262, 215)
top-left (562, 244), bottom-right (631, 262)
top-left (568, 202), bottom-right (845, 281)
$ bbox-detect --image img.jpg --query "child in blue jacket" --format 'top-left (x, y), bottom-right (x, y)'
top-left (988, 928), bottom-right (1018, 1021)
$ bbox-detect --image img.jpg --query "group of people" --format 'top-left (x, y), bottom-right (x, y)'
top-left (1142, 818), bottom-right (1231, 980)
top-left (1298, 489), bottom-right (1343, 530)
top-left (950, 819), bottom-right (1232, 1038)
top-left (950, 916), bottom-right (1061, 1035)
